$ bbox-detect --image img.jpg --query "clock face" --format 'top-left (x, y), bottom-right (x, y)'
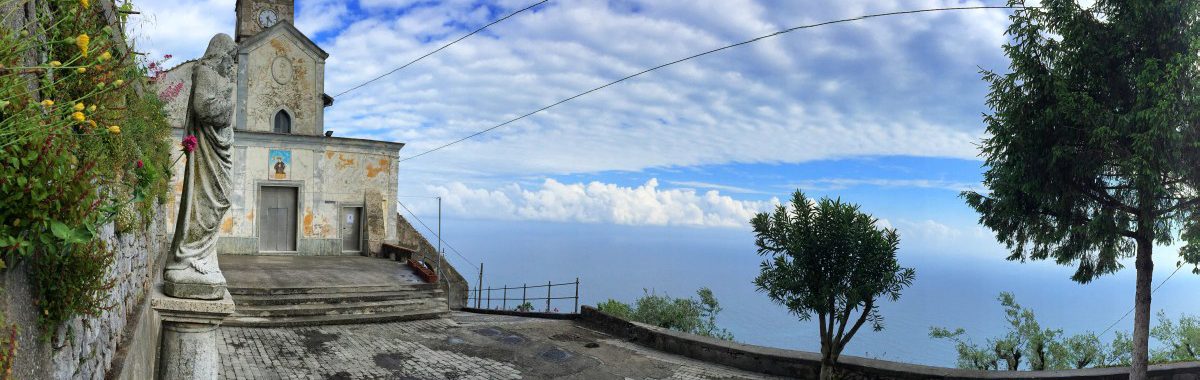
top-left (257, 9), bottom-right (278, 28)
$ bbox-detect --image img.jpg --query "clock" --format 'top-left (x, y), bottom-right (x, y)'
top-left (257, 9), bottom-right (278, 28)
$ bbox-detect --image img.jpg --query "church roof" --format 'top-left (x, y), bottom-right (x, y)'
top-left (237, 21), bottom-right (329, 60)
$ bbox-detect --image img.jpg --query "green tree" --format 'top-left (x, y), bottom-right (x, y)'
top-left (1150, 311), bottom-right (1200, 362)
top-left (1060, 332), bottom-right (1106, 369)
top-left (931, 292), bottom-right (1069, 371)
top-left (751, 190), bottom-right (915, 380)
top-left (596, 287), bottom-right (734, 341)
top-left (964, 1), bottom-right (1200, 377)
top-left (1109, 331), bottom-right (1134, 367)
top-left (928, 327), bottom-right (1000, 370)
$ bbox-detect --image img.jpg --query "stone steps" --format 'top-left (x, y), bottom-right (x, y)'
top-left (232, 289), bottom-right (443, 306)
top-left (225, 283), bottom-right (448, 327)
top-left (235, 297), bottom-right (447, 318)
top-left (228, 283), bottom-right (438, 296)
top-left (223, 308), bottom-right (448, 328)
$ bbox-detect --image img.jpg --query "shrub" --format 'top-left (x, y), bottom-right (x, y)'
top-left (597, 288), bottom-right (733, 341)
top-left (0, 0), bottom-right (171, 339)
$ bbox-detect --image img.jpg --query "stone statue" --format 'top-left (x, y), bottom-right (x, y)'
top-left (165, 34), bottom-right (237, 300)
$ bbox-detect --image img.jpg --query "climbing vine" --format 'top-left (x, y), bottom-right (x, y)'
top-left (0, 0), bottom-right (172, 339)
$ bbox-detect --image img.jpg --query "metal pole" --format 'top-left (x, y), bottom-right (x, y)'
top-left (476, 262), bottom-right (483, 308)
top-left (436, 197), bottom-right (445, 308)
top-left (486, 287), bottom-right (492, 309)
top-left (546, 280), bottom-right (552, 312)
top-left (502, 286), bottom-right (507, 310)
top-left (522, 283), bottom-right (526, 310)
top-left (574, 277), bottom-right (579, 314)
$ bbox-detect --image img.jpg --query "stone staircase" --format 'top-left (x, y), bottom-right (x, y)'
top-left (218, 253), bottom-right (454, 327)
top-left (224, 282), bottom-right (449, 327)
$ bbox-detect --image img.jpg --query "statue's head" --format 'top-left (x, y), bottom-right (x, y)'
top-left (192, 33), bottom-right (237, 127)
top-left (200, 34), bottom-right (236, 79)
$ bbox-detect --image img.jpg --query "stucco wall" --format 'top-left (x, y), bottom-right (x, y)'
top-left (167, 129), bottom-right (402, 256)
top-left (238, 28), bottom-right (325, 136)
top-left (235, 0), bottom-right (294, 42)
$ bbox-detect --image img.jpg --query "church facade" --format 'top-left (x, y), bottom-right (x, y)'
top-left (154, 0), bottom-right (403, 256)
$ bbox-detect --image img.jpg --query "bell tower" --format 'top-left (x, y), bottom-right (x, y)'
top-left (235, 0), bottom-right (295, 42)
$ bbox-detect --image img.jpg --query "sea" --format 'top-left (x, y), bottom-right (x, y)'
top-left (435, 218), bottom-right (1200, 368)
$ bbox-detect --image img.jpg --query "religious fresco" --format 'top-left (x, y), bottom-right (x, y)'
top-left (268, 149), bottom-right (290, 180)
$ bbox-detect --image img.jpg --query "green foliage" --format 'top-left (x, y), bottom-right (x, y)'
top-left (928, 327), bottom-right (999, 370)
top-left (965, 1), bottom-right (1200, 375)
top-left (0, 0), bottom-right (172, 340)
top-left (514, 302), bottom-right (534, 313)
top-left (596, 299), bottom-right (631, 318)
top-left (1060, 332), bottom-right (1106, 369)
top-left (751, 190), bottom-right (915, 379)
top-left (1150, 311), bottom-right (1200, 362)
top-left (1109, 331), bottom-right (1133, 366)
top-left (596, 287), bottom-right (734, 341)
top-left (929, 293), bottom-right (1200, 371)
top-left (0, 313), bottom-right (14, 380)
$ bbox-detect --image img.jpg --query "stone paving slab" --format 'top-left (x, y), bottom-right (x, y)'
top-left (216, 312), bottom-right (783, 379)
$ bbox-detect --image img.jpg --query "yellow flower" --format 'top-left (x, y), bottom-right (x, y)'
top-left (49, 61), bottom-right (62, 67)
top-left (80, 0), bottom-right (89, 8)
top-left (88, 104), bottom-right (97, 112)
top-left (73, 103), bottom-right (85, 111)
top-left (107, 125), bottom-right (121, 134)
top-left (113, 79), bottom-right (124, 87)
top-left (72, 112), bottom-right (86, 122)
top-left (41, 99), bottom-right (54, 107)
top-left (75, 34), bottom-right (90, 58)
top-left (87, 120), bottom-right (97, 129)
top-left (99, 51), bottom-right (111, 62)
top-left (76, 67), bottom-right (86, 74)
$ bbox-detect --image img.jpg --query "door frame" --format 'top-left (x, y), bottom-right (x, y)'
top-left (338, 201), bottom-right (365, 254)
top-left (256, 180), bottom-right (303, 253)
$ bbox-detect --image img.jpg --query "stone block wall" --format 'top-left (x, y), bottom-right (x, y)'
top-left (1, 207), bottom-right (171, 380)
top-left (395, 213), bottom-right (470, 309)
top-left (579, 306), bottom-right (1200, 380)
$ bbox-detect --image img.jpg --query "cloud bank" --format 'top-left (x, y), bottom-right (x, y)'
top-left (411, 178), bottom-right (779, 228)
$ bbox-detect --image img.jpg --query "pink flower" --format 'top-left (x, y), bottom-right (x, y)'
top-left (163, 54), bottom-right (173, 59)
top-left (181, 135), bottom-right (198, 153)
top-left (148, 62), bottom-right (156, 69)
top-left (136, 160), bottom-right (143, 168)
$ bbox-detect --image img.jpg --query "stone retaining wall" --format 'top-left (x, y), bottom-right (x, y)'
top-left (395, 212), bottom-right (470, 309)
top-left (578, 306), bottom-right (1200, 379)
top-left (0, 206), bottom-right (171, 380)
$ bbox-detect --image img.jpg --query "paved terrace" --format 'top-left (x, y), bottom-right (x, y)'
top-left (217, 312), bottom-right (781, 380)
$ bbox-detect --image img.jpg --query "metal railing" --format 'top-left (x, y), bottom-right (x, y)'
top-left (467, 278), bottom-right (580, 314)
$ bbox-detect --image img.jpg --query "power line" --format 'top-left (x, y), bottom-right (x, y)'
top-left (395, 5), bottom-right (1031, 164)
top-left (332, 0), bottom-right (550, 98)
top-left (396, 199), bottom-right (479, 270)
top-left (1097, 264), bottom-right (1184, 337)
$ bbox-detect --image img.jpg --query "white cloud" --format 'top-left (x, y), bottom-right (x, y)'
top-left (788, 178), bottom-right (985, 192)
top-left (132, 0), bottom-right (1014, 196)
top-left (411, 178), bottom-right (779, 228)
top-left (666, 180), bottom-right (767, 194)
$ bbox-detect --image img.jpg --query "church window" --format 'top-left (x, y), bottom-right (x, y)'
top-left (273, 110), bottom-right (291, 134)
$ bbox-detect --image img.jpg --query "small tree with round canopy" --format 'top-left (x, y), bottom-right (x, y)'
top-left (751, 190), bottom-right (915, 380)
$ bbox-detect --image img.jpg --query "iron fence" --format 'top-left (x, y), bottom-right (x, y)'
top-left (466, 278), bottom-right (580, 314)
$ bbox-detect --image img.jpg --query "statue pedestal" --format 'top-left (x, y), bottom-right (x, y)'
top-left (151, 284), bottom-right (235, 380)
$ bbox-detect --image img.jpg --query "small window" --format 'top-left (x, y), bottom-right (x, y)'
top-left (273, 110), bottom-right (291, 134)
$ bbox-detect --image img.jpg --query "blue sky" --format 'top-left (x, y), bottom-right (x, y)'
top-left (128, 0), bottom-right (1191, 286)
